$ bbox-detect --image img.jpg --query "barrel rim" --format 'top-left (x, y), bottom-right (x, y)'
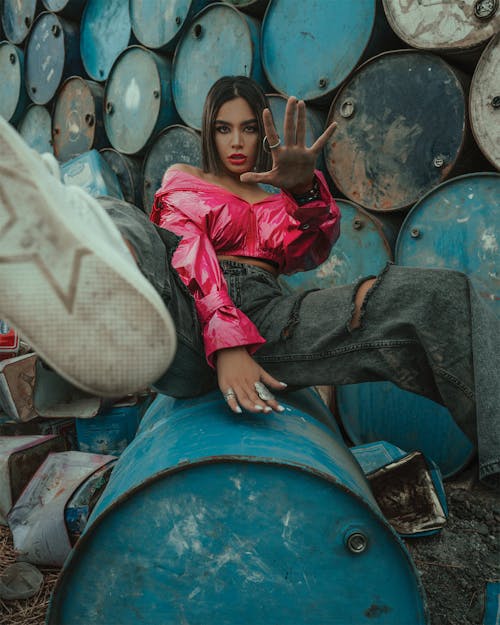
top-left (1, 0), bottom-right (37, 45)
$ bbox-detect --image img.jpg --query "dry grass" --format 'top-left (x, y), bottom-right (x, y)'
top-left (0, 526), bottom-right (60, 625)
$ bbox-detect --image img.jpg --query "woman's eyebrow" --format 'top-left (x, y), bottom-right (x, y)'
top-left (215, 118), bottom-right (258, 125)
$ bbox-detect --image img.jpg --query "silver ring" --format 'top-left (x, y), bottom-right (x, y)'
top-left (263, 135), bottom-right (281, 153)
top-left (223, 388), bottom-right (236, 402)
top-left (254, 381), bottom-right (275, 401)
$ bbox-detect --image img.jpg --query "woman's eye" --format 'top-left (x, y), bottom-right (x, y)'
top-left (245, 126), bottom-right (258, 133)
top-left (216, 126), bottom-right (229, 134)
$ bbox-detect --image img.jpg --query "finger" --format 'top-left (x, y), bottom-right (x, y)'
top-left (260, 372), bottom-right (288, 392)
top-left (310, 120), bottom-right (337, 153)
top-left (240, 167), bottom-right (278, 184)
top-left (237, 387), bottom-right (269, 414)
top-left (253, 380), bottom-right (286, 414)
top-left (262, 108), bottom-right (280, 147)
top-left (224, 393), bottom-right (242, 414)
top-left (283, 97), bottom-right (298, 146)
top-left (296, 100), bottom-right (307, 147)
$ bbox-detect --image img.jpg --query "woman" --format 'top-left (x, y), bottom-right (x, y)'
top-left (0, 77), bottom-right (498, 483)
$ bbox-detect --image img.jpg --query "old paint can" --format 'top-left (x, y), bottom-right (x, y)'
top-left (80, 0), bottom-right (134, 82)
top-left (0, 416), bottom-right (77, 451)
top-left (142, 124), bottom-right (202, 211)
top-left (100, 148), bottom-right (143, 211)
top-left (0, 435), bottom-right (67, 524)
top-left (47, 390), bottom-right (428, 624)
top-left (261, 0), bottom-right (399, 103)
top-left (18, 104), bottom-right (53, 155)
top-left (0, 42), bottom-right (29, 125)
top-left (130, 0), bottom-right (212, 52)
top-left (52, 76), bottom-right (108, 162)
top-left (25, 12), bottom-right (84, 105)
top-left (60, 150), bottom-right (124, 200)
top-left (8, 451), bottom-right (116, 566)
top-left (41, 0), bottom-right (87, 20)
top-left (280, 199), bottom-right (393, 295)
top-left (470, 34), bottom-right (500, 170)
top-left (104, 45), bottom-right (179, 155)
top-left (75, 404), bottom-right (142, 456)
top-left (325, 50), bottom-right (475, 212)
top-left (1, 0), bottom-right (37, 45)
top-left (172, 2), bottom-right (266, 130)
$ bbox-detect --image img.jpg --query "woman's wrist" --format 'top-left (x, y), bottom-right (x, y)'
top-left (287, 175), bottom-right (316, 196)
top-left (289, 175), bottom-right (320, 206)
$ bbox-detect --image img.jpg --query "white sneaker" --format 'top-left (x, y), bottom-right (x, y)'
top-left (0, 117), bottom-right (177, 397)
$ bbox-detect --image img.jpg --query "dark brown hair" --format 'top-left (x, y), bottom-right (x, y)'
top-left (201, 76), bottom-right (271, 175)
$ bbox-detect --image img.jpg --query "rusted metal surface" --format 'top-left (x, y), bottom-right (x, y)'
top-left (0, 354), bottom-right (37, 422)
top-left (470, 34), bottom-right (500, 170)
top-left (52, 76), bottom-right (108, 162)
top-left (382, 0), bottom-right (499, 52)
top-left (0, 42), bottom-right (29, 125)
top-left (325, 50), bottom-right (470, 212)
top-left (1, 0), bottom-right (37, 45)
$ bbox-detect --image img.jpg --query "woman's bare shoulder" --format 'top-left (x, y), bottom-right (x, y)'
top-left (167, 163), bottom-right (204, 179)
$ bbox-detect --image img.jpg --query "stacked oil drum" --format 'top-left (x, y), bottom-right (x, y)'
top-left (1, 1), bottom-right (499, 623)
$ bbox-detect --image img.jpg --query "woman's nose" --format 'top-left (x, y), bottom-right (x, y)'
top-left (231, 130), bottom-right (243, 146)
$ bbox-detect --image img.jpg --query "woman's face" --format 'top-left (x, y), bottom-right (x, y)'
top-left (214, 96), bottom-right (260, 178)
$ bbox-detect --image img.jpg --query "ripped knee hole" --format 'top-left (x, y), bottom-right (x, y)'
top-left (350, 278), bottom-right (377, 330)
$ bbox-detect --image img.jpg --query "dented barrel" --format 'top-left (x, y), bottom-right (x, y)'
top-left (0, 42), bottom-right (29, 125)
top-left (80, 0), bottom-right (134, 82)
top-left (104, 45), bottom-right (178, 155)
top-left (142, 124), bottom-right (202, 211)
top-left (1, 0), bottom-right (37, 45)
top-left (52, 76), bottom-right (108, 162)
top-left (25, 12), bottom-right (83, 105)
top-left (172, 2), bottom-right (266, 130)
top-left (18, 104), bottom-right (53, 155)
top-left (47, 390), bottom-right (428, 625)
top-left (325, 50), bottom-right (472, 212)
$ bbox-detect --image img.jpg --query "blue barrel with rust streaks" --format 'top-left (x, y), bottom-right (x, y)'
top-left (324, 49), bottom-right (476, 212)
top-left (41, 0), bottom-right (87, 20)
top-left (142, 124), bottom-right (202, 211)
top-left (261, 0), bottom-right (399, 103)
top-left (100, 148), bottom-right (144, 211)
top-left (104, 45), bottom-right (179, 155)
top-left (0, 42), bottom-right (29, 124)
top-left (1, 0), bottom-right (37, 45)
top-left (18, 104), bottom-right (53, 155)
top-left (52, 76), bottom-right (109, 162)
top-left (25, 12), bottom-right (84, 106)
top-left (129, 0), bottom-right (212, 52)
top-left (172, 2), bottom-right (267, 130)
top-left (75, 404), bottom-right (142, 457)
top-left (47, 390), bottom-right (428, 624)
top-left (280, 199), bottom-right (393, 295)
top-left (80, 0), bottom-right (134, 83)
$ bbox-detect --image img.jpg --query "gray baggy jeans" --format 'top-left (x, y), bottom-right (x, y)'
top-left (100, 198), bottom-right (500, 482)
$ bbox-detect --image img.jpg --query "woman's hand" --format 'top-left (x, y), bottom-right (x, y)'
top-left (240, 97), bottom-right (337, 194)
top-left (216, 346), bottom-right (287, 414)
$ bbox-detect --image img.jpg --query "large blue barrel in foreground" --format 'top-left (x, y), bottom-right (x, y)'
top-left (47, 391), bottom-right (428, 624)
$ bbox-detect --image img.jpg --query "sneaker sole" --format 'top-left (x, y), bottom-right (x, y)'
top-left (0, 123), bottom-right (176, 397)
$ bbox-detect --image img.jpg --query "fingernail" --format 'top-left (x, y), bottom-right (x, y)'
top-left (279, 382), bottom-right (288, 387)
top-left (235, 406), bottom-right (242, 414)
top-left (277, 405), bottom-right (285, 412)
top-left (254, 404), bottom-right (264, 411)
top-left (263, 406), bottom-right (272, 413)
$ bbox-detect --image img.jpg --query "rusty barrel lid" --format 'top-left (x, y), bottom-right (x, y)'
top-left (104, 45), bottom-right (179, 155)
top-left (0, 42), bottom-right (29, 124)
top-left (52, 76), bottom-right (108, 162)
top-left (142, 124), bottom-right (202, 211)
top-left (1, 0), bottom-right (37, 45)
top-left (172, 2), bottom-right (266, 130)
top-left (470, 34), bottom-right (500, 170)
top-left (129, 0), bottom-right (212, 52)
top-left (25, 12), bottom-right (84, 105)
top-left (80, 0), bottom-right (134, 82)
top-left (382, 0), bottom-right (499, 53)
top-left (18, 104), bottom-right (53, 155)
top-left (100, 149), bottom-right (144, 211)
top-left (325, 50), bottom-right (469, 212)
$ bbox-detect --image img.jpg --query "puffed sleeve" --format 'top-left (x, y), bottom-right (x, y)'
top-left (150, 186), bottom-right (266, 369)
top-left (279, 170), bottom-right (341, 274)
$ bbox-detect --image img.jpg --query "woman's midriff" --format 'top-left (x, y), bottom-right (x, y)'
top-left (217, 255), bottom-right (280, 277)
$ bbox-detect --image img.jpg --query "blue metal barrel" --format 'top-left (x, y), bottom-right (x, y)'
top-left (18, 104), bottom-right (53, 155)
top-left (280, 199), bottom-right (393, 294)
top-left (0, 42), bottom-right (29, 125)
top-left (470, 34), bottom-right (500, 171)
top-left (80, 0), bottom-right (134, 82)
top-left (76, 404), bottom-right (142, 456)
top-left (100, 148), bottom-right (144, 211)
top-left (172, 2), bottom-right (266, 130)
top-left (325, 50), bottom-right (472, 212)
top-left (52, 76), bottom-right (108, 162)
top-left (142, 124), bottom-right (202, 212)
top-left (47, 390), bottom-right (428, 624)
top-left (129, 0), bottom-right (211, 52)
top-left (104, 45), bottom-right (179, 155)
top-left (261, 0), bottom-right (398, 103)
top-left (25, 12), bottom-right (84, 105)
top-left (1, 0), bottom-right (37, 45)
top-left (41, 0), bottom-right (87, 20)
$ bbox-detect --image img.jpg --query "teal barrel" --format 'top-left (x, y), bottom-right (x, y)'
top-left (76, 404), bottom-right (142, 457)
top-left (172, 2), bottom-right (267, 130)
top-left (0, 42), bottom-right (29, 125)
top-left (1, 0), bottom-right (37, 45)
top-left (18, 105), bottom-right (53, 155)
top-left (47, 390), bottom-right (428, 624)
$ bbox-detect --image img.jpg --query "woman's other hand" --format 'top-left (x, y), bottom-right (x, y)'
top-left (216, 346), bottom-right (287, 414)
top-left (240, 96), bottom-right (337, 194)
